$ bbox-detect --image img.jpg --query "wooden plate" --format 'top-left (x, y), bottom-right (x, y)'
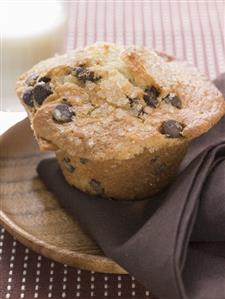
top-left (0, 119), bottom-right (126, 274)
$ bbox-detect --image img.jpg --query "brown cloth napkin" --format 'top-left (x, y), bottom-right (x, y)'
top-left (37, 75), bottom-right (225, 299)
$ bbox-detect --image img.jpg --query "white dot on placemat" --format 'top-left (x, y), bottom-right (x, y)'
top-left (117, 275), bottom-right (122, 281)
top-left (34, 292), bottom-right (38, 298)
top-left (77, 276), bottom-right (81, 282)
top-left (76, 292), bottom-right (80, 297)
top-left (104, 291), bottom-right (108, 296)
top-left (48, 293), bottom-right (52, 298)
top-left (7, 285), bottom-right (11, 291)
top-left (61, 292), bottom-right (67, 298)
top-left (91, 283), bottom-right (95, 290)
top-left (77, 269), bottom-right (81, 275)
top-left (117, 283), bottom-right (121, 289)
top-left (5, 293), bottom-right (10, 298)
top-left (62, 284), bottom-right (67, 290)
top-left (131, 283), bottom-right (136, 288)
top-left (20, 293), bottom-right (24, 298)
top-left (90, 276), bottom-right (95, 282)
top-left (145, 290), bottom-right (150, 297)
top-left (131, 291), bottom-right (136, 296)
top-left (76, 284), bottom-right (80, 290)
top-left (117, 291), bottom-right (122, 297)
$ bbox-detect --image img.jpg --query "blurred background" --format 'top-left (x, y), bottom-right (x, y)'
top-left (1, 0), bottom-right (224, 112)
top-left (1, 1), bottom-right (68, 111)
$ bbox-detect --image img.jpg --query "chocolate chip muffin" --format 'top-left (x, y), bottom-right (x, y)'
top-left (16, 43), bottom-right (225, 200)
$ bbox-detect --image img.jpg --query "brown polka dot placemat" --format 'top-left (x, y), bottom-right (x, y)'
top-left (0, 227), bottom-right (155, 299)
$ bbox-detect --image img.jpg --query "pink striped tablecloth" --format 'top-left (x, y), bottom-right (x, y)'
top-left (1, 1), bottom-right (224, 298)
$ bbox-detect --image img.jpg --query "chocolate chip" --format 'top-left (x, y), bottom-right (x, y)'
top-left (22, 87), bottom-right (34, 107)
top-left (145, 86), bottom-right (160, 97)
top-left (63, 157), bottom-right (75, 173)
top-left (52, 104), bottom-right (74, 123)
top-left (72, 66), bottom-right (85, 76)
top-left (89, 179), bottom-right (104, 195)
top-left (38, 76), bottom-right (51, 83)
top-left (163, 93), bottom-right (182, 109)
top-left (159, 120), bottom-right (184, 138)
top-left (80, 157), bottom-right (89, 164)
top-left (33, 82), bottom-right (53, 105)
top-left (137, 107), bottom-right (145, 117)
top-left (25, 73), bottom-right (39, 86)
top-left (127, 96), bottom-right (139, 108)
top-left (150, 156), bottom-right (167, 176)
top-left (72, 67), bottom-right (101, 83)
top-left (143, 86), bottom-right (160, 108)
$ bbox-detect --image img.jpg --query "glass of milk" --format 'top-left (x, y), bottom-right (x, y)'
top-left (1, 1), bottom-right (67, 112)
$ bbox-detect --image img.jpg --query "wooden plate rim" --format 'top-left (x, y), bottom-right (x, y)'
top-left (0, 211), bottom-right (127, 274)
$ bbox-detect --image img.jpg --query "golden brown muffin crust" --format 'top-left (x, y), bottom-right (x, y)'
top-left (16, 43), bottom-right (225, 161)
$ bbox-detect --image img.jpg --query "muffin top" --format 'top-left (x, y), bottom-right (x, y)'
top-left (16, 43), bottom-right (225, 160)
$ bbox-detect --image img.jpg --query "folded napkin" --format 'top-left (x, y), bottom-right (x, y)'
top-left (37, 74), bottom-right (225, 299)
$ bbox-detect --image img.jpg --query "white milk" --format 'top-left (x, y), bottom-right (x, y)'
top-left (1, 1), bottom-right (67, 111)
